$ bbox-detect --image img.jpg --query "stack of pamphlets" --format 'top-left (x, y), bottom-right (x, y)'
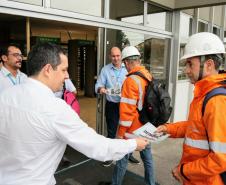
top-left (125, 122), bottom-right (169, 143)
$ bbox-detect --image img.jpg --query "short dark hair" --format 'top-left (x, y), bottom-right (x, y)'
top-left (0, 44), bottom-right (21, 62)
top-left (26, 42), bottom-right (65, 76)
top-left (204, 54), bottom-right (225, 70)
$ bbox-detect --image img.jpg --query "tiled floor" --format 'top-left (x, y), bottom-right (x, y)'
top-left (78, 96), bottom-right (97, 129)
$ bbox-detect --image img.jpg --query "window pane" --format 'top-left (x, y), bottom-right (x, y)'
top-left (8, 0), bottom-right (42, 6)
top-left (109, 0), bottom-right (143, 25)
top-left (147, 4), bottom-right (172, 31)
top-left (144, 37), bottom-right (170, 80)
top-left (51, 0), bottom-right (102, 17)
top-left (106, 29), bottom-right (170, 84)
top-left (178, 13), bottom-right (193, 80)
top-left (224, 30), bottom-right (226, 43)
top-left (198, 21), bottom-right (208, 32)
top-left (106, 29), bottom-right (144, 62)
top-left (213, 26), bottom-right (220, 37)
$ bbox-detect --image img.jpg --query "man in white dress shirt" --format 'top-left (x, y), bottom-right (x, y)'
top-left (0, 42), bottom-right (148, 185)
top-left (0, 44), bottom-right (27, 93)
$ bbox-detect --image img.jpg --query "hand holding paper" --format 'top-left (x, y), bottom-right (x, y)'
top-left (125, 122), bottom-right (169, 143)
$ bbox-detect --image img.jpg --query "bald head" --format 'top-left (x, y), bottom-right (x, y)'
top-left (109, 47), bottom-right (122, 68)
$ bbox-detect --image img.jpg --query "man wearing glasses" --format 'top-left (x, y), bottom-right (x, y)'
top-left (0, 44), bottom-right (27, 93)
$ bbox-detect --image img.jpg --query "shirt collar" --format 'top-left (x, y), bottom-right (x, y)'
top-left (110, 63), bottom-right (125, 70)
top-left (1, 66), bottom-right (21, 77)
top-left (27, 78), bottom-right (55, 98)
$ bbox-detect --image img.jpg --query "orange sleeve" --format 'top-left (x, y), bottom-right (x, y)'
top-left (166, 121), bottom-right (189, 138)
top-left (182, 96), bottom-right (226, 181)
top-left (117, 77), bottom-right (139, 138)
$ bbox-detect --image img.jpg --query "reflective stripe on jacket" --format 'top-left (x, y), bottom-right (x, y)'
top-left (117, 66), bottom-right (152, 138)
top-left (166, 73), bottom-right (226, 185)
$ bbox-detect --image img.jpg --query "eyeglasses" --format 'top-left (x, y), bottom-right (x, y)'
top-left (8, 53), bottom-right (24, 59)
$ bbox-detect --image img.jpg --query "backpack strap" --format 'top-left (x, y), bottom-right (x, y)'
top-left (202, 87), bottom-right (226, 116)
top-left (201, 86), bottom-right (226, 184)
top-left (128, 71), bottom-right (151, 82)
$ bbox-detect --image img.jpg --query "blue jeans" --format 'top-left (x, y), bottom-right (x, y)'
top-left (112, 145), bottom-right (155, 185)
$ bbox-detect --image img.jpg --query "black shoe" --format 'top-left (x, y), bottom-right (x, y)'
top-left (98, 182), bottom-right (111, 185)
top-left (102, 160), bottom-right (113, 167)
top-left (128, 155), bottom-right (140, 164)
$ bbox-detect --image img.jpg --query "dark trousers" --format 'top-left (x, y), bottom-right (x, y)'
top-left (105, 101), bottom-right (119, 139)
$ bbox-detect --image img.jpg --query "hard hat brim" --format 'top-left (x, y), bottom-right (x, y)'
top-left (180, 51), bottom-right (226, 61)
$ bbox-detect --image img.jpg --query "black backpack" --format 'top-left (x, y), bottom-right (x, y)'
top-left (128, 71), bottom-right (172, 126)
top-left (202, 86), bottom-right (226, 185)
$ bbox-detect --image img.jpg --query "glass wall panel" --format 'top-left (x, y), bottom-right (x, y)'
top-left (213, 6), bottom-right (222, 26)
top-left (147, 4), bottom-right (172, 31)
top-left (178, 13), bottom-right (193, 80)
top-left (109, 0), bottom-right (143, 25)
top-left (199, 7), bottom-right (211, 22)
top-left (224, 30), bottom-right (226, 43)
top-left (8, 0), bottom-right (42, 6)
top-left (106, 28), bottom-right (170, 83)
top-left (213, 26), bottom-right (220, 36)
top-left (198, 21), bottom-right (208, 32)
top-left (51, 0), bottom-right (102, 17)
top-left (143, 37), bottom-right (170, 81)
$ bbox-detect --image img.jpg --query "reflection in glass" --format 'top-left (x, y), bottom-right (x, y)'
top-left (224, 31), bottom-right (226, 45)
top-left (178, 13), bottom-right (193, 80)
top-left (213, 26), bottom-right (220, 36)
top-left (110, 0), bottom-right (143, 25)
top-left (198, 21), bottom-right (208, 32)
top-left (144, 38), bottom-right (170, 81)
top-left (178, 45), bottom-right (187, 80)
top-left (51, 0), bottom-right (102, 17)
top-left (106, 29), bottom-right (170, 83)
top-left (147, 3), bottom-right (172, 32)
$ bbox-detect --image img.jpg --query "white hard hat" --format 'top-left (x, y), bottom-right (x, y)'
top-left (180, 32), bottom-right (226, 61)
top-left (121, 46), bottom-right (141, 61)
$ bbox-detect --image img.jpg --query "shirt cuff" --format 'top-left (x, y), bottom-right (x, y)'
top-left (126, 139), bottom-right (137, 152)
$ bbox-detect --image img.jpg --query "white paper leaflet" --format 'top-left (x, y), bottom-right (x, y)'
top-left (125, 122), bottom-right (169, 143)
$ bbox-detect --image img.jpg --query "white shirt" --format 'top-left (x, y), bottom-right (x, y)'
top-left (54, 79), bottom-right (76, 98)
top-left (0, 78), bottom-right (136, 185)
top-left (0, 66), bottom-right (27, 93)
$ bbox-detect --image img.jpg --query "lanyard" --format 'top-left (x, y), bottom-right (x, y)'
top-left (8, 74), bottom-right (20, 85)
top-left (1, 68), bottom-right (20, 85)
top-left (113, 67), bottom-right (122, 83)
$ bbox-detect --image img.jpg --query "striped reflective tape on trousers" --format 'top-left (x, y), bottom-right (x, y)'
top-left (185, 137), bottom-right (226, 153)
top-left (119, 120), bottom-right (133, 127)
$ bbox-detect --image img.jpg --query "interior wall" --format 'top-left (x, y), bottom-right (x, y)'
top-left (30, 22), bottom-right (97, 44)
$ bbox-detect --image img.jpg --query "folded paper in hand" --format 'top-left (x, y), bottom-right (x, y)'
top-left (125, 122), bottom-right (169, 143)
top-left (106, 88), bottom-right (121, 96)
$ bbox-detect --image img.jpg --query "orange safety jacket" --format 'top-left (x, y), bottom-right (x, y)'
top-left (166, 73), bottom-right (226, 185)
top-left (117, 66), bottom-right (152, 138)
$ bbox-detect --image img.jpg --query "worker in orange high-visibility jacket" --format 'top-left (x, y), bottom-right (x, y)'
top-left (157, 32), bottom-right (226, 185)
top-left (110, 46), bottom-right (156, 185)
